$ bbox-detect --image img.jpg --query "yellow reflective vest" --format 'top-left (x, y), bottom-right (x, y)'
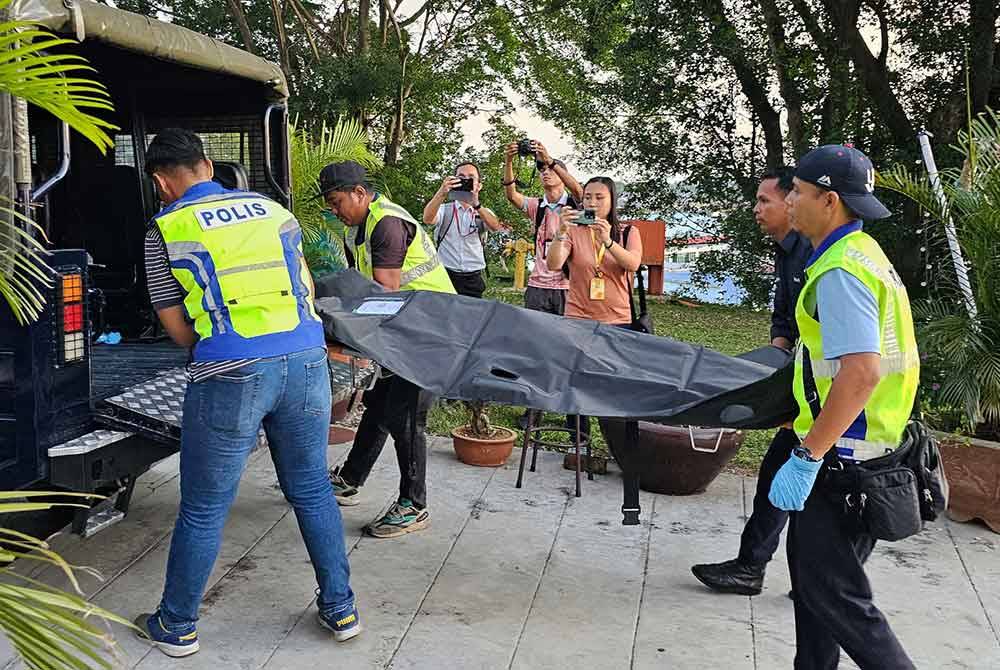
top-left (154, 186), bottom-right (324, 361)
top-left (792, 223), bottom-right (920, 461)
top-left (350, 195), bottom-right (455, 294)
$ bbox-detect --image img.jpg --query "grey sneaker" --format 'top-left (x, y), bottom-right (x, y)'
top-left (329, 466), bottom-right (361, 506)
top-left (366, 499), bottom-right (429, 538)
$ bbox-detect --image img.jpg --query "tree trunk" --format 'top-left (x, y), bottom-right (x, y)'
top-left (270, 0), bottom-right (291, 83)
top-left (701, 0), bottom-right (784, 168)
top-left (385, 83), bottom-right (411, 165)
top-left (758, 0), bottom-right (807, 157)
top-left (819, 0), bottom-right (914, 148)
top-left (969, 0), bottom-right (998, 116)
top-left (358, 0), bottom-right (371, 54)
top-left (225, 0), bottom-right (255, 54)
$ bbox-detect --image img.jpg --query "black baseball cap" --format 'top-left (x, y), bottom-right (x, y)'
top-left (312, 161), bottom-right (369, 200)
top-left (794, 145), bottom-right (891, 220)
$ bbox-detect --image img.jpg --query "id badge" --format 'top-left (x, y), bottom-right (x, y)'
top-left (590, 277), bottom-right (606, 301)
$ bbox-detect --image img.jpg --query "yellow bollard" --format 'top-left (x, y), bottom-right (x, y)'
top-left (504, 239), bottom-right (532, 290)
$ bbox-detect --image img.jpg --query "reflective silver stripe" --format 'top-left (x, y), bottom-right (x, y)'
top-left (836, 437), bottom-right (896, 461)
top-left (278, 216), bottom-right (299, 234)
top-left (216, 260), bottom-right (287, 276)
top-left (400, 229), bottom-right (444, 287)
top-left (809, 350), bottom-right (918, 379)
top-left (163, 241), bottom-right (227, 334)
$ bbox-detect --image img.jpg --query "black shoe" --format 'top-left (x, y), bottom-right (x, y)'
top-left (691, 559), bottom-right (765, 596)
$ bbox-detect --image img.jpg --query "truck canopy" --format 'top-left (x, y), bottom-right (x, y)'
top-left (11, 0), bottom-right (287, 99)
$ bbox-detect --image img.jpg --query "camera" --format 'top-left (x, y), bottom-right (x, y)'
top-left (517, 138), bottom-right (535, 157)
top-left (455, 176), bottom-right (474, 192)
top-left (578, 208), bottom-right (596, 225)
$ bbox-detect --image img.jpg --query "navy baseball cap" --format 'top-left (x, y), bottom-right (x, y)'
top-left (795, 145), bottom-right (891, 220)
top-left (312, 161), bottom-right (369, 200)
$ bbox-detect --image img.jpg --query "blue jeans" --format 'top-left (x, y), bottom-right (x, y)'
top-left (159, 347), bottom-right (354, 630)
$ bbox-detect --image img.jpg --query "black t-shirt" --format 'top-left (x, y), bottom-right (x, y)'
top-left (354, 215), bottom-right (416, 269)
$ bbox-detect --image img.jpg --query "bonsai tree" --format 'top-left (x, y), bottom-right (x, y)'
top-left (879, 109), bottom-right (1000, 439)
top-left (464, 400), bottom-right (494, 438)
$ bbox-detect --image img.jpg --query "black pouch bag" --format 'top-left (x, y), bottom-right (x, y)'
top-left (802, 348), bottom-right (939, 542)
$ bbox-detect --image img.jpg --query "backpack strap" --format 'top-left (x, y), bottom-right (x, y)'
top-left (436, 202), bottom-right (459, 246)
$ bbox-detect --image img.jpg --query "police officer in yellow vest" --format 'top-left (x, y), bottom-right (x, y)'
top-left (134, 130), bottom-right (361, 656)
top-left (318, 161), bottom-right (455, 539)
top-left (770, 145), bottom-right (918, 670)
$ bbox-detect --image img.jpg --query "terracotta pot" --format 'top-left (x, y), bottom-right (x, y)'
top-left (939, 435), bottom-right (1000, 534)
top-left (599, 420), bottom-right (744, 495)
top-left (451, 426), bottom-right (518, 467)
top-left (328, 426), bottom-right (356, 445)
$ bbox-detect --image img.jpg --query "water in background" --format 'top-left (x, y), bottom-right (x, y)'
top-left (527, 259), bottom-right (747, 305)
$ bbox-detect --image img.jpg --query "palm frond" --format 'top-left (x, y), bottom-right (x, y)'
top-left (0, 491), bottom-right (135, 670)
top-left (890, 107), bottom-right (1000, 428)
top-left (0, 200), bottom-right (51, 324)
top-left (290, 116), bottom-right (381, 248)
top-left (0, 0), bottom-right (116, 152)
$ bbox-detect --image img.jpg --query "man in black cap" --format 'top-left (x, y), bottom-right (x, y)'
top-left (769, 145), bottom-right (919, 669)
top-left (316, 161), bottom-right (455, 539)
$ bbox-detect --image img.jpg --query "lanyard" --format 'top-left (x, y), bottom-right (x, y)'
top-left (590, 228), bottom-right (606, 276)
top-left (451, 202), bottom-right (479, 237)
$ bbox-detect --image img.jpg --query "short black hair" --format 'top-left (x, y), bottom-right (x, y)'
top-left (455, 161), bottom-right (480, 178)
top-left (145, 128), bottom-right (208, 176)
top-left (761, 165), bottom-right (795, 194)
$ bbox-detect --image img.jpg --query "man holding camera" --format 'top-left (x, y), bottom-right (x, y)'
top-left (503, 140), bottom-right (584, 315)
top-left (503, 140), bottom-right (584, 428)
top-left (422, 162), bottom-right (507, 298)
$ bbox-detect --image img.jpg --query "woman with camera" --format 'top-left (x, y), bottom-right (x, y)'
top-left (545, 176), bottom-right (643, 443)
top-left (546, 176), bottom-right (643, 326)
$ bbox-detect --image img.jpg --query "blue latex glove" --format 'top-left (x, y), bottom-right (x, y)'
top-left (768, 451), bottom-right (823, 511)
top-left (106, 331), bottom-right (122, 345)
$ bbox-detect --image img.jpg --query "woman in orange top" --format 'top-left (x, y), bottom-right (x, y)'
top-left (546, 176), bottom-right (644, 443)
top-left (546, 176), bottom-right (643, 326)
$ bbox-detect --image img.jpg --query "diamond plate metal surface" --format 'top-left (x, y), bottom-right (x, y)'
top-left (103, 368), bottom-right (188, 429)
top-left (48, 429), bottom-right (134, 457)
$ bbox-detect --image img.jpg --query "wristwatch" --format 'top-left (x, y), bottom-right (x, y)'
top-left (502, 178), bottom-right (516, 186)
top-left (604, 239), bottom-right (613, 249)
top-left (793, 446), bottom-right (821, 463)
top-left (547, 160), bottom-right (558, 170)
top-left (473, 203), bottom-right (482, 211)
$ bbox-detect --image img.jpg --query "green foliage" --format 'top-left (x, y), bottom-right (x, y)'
top-left (0, 492), bottom-right (136, 669)
top-left (879, 109), bottom-right (1000, 434)
top-left (0, 0), bottom-right (117, 324)
top-left (290, 118), bottom-right (381, 279)
top-left (0, 0), bottom-right (116, 153)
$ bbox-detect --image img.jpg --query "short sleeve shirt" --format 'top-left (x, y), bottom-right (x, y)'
top-left (434, 202), bottom-right (486, 272)
top-left (523, 194), bottom-right (571, 291)
top-left (355, 215), bottom-right (415, 269)
top-left (561, 225), bottom-right (637, 325)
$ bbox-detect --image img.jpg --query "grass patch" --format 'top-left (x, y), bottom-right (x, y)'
top-left (428, 276), bottom-right (776, 472)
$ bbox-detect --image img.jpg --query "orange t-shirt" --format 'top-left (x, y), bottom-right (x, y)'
top-left (562, 225), bottom-right (637, 325)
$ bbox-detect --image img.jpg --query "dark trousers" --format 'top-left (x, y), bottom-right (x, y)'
top-left (340, 374), bottom-right (435, 509)
top-left (787, 475), bottom-right (914, 670)
top-left (446, 269), bottom-right (486, 299)
top-left (737, 428), bottom-right (798, 566)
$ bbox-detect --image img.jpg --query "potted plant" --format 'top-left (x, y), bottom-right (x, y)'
top-left (880, 109), bottom-right (1000, 533)
top-left (451, 401), bottom-right (518, 466)
top-left (599, 420), bottom-right (745, 495)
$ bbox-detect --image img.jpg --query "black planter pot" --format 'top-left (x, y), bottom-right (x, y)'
top-left (600, 419), bottom-right (744, 495)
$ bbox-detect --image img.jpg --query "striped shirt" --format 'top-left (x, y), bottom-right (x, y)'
top-left (145, 182), bottom-right (257, 383)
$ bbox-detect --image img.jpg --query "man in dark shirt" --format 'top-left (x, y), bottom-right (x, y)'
top-left (320, 161), bottom-right (454, 539)
top-left (691, 166), bottom-right (813, 596)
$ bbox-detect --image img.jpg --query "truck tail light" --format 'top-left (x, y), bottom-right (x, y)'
top-left (58, 273), bottom-right (86, 364)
